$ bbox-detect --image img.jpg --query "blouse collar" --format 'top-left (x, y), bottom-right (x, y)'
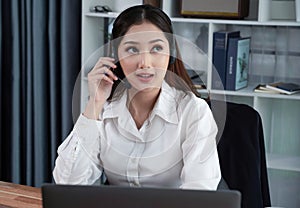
top-left (102, 80), bottom-right (180, 125)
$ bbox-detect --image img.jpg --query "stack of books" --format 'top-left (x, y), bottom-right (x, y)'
top-left (186, 69), bottom-right (206, 89)
top-left (254, 82), bottom-right (300, 95)
top-left (212, 30), bottom-right (251, 91)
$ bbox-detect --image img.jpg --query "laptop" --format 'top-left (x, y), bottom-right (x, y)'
top-left (42, 184), bottom-right (241, 208)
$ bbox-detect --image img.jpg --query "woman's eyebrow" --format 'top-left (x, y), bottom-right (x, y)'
top-left (123, 40), bottom-right (138, 45)
top-left (149, 39), bottom-right (165, 44)
top-left (122, 38), bottom-right (166, 45)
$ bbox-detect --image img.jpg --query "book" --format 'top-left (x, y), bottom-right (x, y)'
top-left (226, 37), bottom-right (250, 91)
top-left (212, 31), bottom-right (240, 89)
top-left (186, 69), bottom-right (206, 89)
top-left (265, 82), bottom-right (300, 95)
top-left (254, 84), bottom-right (281, 94)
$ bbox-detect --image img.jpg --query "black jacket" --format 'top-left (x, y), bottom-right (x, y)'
top-left (210, 100), bottom-right (271, 208)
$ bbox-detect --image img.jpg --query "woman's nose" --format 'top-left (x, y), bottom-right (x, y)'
top-left (138, 51), bottom-right (151, 69)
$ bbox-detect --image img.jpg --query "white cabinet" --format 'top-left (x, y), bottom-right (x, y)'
top-left (81, 0), bottom-right (300, 207)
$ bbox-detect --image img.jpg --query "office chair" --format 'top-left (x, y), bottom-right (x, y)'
top-left (210, 100), bottom-right (271, 208)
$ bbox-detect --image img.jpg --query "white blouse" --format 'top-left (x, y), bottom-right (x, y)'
top-left (53, 81), bottom-right (221, 190)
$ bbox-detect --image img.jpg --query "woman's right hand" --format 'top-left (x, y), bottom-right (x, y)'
top-left (83, 57), bottom-right (118, 119)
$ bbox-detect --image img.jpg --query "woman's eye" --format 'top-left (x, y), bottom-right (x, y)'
top-left (151, 45), bottom-right (163, 53)
top-left (126, 47), bottom-right (139, 54)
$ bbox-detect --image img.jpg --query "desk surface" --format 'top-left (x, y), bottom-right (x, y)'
top-left (0, 181), bottom-right (42, 208)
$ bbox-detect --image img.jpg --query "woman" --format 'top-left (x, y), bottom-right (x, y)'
top-left (53, 4), bottom-right (221, 190)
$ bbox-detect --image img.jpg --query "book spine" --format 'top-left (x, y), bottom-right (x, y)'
top-left (226, 38), bottom-right (238, 90)
top-left (212, 31), bottom-right (240, 89)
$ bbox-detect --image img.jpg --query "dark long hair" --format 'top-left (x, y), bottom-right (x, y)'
top-left (108, 4), bottom-right (200, 100)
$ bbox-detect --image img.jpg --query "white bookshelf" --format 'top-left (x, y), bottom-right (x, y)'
top-left (267, 153), bottom-right (300, 172)
top-left (81, 0), bottom-right (300, 207)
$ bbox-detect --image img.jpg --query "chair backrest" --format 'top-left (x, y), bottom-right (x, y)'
top-left (210, 100), bottom-right (271, 208)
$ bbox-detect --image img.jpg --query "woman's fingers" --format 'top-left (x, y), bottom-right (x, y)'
top-left (90, 67), bottom-right (118, 84)
top-left (94, 57), bottom-right (116, 70)
top-left (88, 71), bottom-right (113, 85)
top-left (103, 68), bottom-right (118, 81)
top-left (86, 56), bottom-right (120, 101)
top-left (90, 57), bottom-right (118, 81)
top-left (101, 73), bottom-right (115, 84)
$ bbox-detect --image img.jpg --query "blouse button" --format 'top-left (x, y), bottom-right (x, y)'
top-left (146, 120), bottom-right (150, 127)
top-left (133, 181), bottom-right (140, 186)
top-left (131, 157), bottom-right (138, 163)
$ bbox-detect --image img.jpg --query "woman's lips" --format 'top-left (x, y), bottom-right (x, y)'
top-left (136, 73), bottom-right (154, 82)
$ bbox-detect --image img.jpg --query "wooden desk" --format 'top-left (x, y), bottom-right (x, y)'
top-left (0, 181), bottom-right (42, 208)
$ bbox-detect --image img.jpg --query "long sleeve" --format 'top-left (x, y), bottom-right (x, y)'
top-left (180, 100), bottom-right (221, 190)
top-left (53, 114), bottom-right (103, 185)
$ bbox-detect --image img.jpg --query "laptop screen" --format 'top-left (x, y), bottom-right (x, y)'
top-left (42, 184), bottom-right (241, 208)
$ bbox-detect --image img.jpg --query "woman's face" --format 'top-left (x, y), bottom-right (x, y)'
top-left (117, 21), bottom-right (170, 91)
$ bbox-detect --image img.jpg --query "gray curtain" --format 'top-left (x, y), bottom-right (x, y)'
top-left (0, 0), bottom-right (81, 187)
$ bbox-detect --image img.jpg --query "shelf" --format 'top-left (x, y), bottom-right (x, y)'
top-left (85, 12), bottom-right (119, 18)
top-left (210, 84), bottom-right (300, 100)
top-left (85, 12), bottom-right (300, 27)
top-left (267, 153), bottom-right (300, 172)
top-left (253, 91), bottom-right (300, 100)
top-left (251, 49), bottom-right (300, 57)
top-left (83, 75), bottom-right (300, 100)
top-left (171, 17), bottom-right (300, 27)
